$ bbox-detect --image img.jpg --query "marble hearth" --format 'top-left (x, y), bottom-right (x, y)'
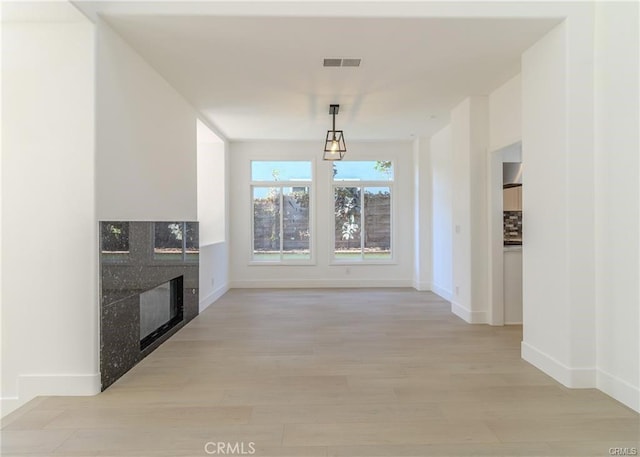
top-left (100, 221), bottom-right (199, 389)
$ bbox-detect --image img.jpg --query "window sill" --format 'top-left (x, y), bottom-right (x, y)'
top-left (330, 259), bottom-right (397, 266)
top-left (249, 260), bottom-right (316, 266)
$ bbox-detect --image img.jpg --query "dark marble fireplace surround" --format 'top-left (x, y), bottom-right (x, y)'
top-left (100, 221), bottom-right (199, 389)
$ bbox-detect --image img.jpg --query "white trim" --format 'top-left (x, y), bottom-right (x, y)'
top-left (330, 162), bottom-right (395, 265)
top-left (597, 369), bottom-right (640, 413)
top-left (521, 342), bottom-right (596, 388)
top-left (199, 283), bottom-right (230, 312)
top-left (431, 283), bottom-right (452, 301)
top-left (248, 260), bottom-right (316, 266)
top-left (330, 259), bottom-right (397, 266)
top-left (451, 300), bottom-right (488, 323)
top-left (1, 373), bottom-right (100, 418)
top-left (230, 279), bottom-right (412, 289)
top-left (250, 180), bottom-right (315, 265)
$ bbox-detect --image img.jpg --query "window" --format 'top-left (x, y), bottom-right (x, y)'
top-left (251, 161), bottom-right (312, 262)
top-left (333, 161), bottom-right (393, 261)
top-left (154, 222), bottom-right (199, 261)
top-left (101, 222), bottom-right (130, 262)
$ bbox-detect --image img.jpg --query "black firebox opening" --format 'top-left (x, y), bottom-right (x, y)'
top-left (140, 276), bottom-right (184, 350)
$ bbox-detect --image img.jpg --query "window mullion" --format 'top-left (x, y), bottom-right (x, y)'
top-left (360, 187), bottom-right (365, 259)
top-left (182, 222), bottom-right (187, 262)
top-left (331, 185), bottom-right (335, 262)
top-left (279, 187), bottom-right (284, 260)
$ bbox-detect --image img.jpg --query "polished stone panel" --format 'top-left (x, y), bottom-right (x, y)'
top-left (100, 221), bottom-right (198, 389)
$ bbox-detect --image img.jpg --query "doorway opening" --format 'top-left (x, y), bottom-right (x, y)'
top-left (488, 142), bottom-right (523, 326)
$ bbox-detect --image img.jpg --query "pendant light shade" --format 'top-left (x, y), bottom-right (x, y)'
top-left (323, 104), bottom-right (346, 161)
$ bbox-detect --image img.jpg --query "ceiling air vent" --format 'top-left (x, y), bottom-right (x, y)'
top-left (323, 58), bottom-right (362, 67)
top-left (323, 58), bottom-right (342, 67)
top-left (341, 58), bottom-right (361, 67)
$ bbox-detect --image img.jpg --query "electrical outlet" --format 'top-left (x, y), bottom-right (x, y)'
top-left (455, 286), bottom-right (460, 296)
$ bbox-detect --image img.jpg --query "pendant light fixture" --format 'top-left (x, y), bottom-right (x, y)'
top-left (323, 104), bottom-right (346, 161)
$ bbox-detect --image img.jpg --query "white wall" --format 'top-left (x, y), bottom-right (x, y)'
top-left (197, 119), bottom-right (226, 245)
top-left (229, 141), bottom-right (414, 288)
top-left (412, 137), bottom-right (432, 291)
top-left (429, 125), bottom-right (453, 300)
top-left (594, 1), bottom-right (640, 411)
top-left (199, 242), bottom-right (230, 311)
top-left (521, 11), bottom-right (598, 389)
top-left (1, 15), bottom-right (98, 416)
top-left (96, 19), bottom-right (198, 221)
top-left (197, 120), bottom-right (230, 311)
top-left (451, 97), bottom-right (489, 323)
top-left (489, 74), bottom-right (522, 152)
top-left (521, 20), bottom-right (572, 382)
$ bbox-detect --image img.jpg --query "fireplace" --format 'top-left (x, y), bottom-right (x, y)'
top-left (140, 276), bottom-right (184, 350)
top-left (100, 221), bottom-right (199, 389)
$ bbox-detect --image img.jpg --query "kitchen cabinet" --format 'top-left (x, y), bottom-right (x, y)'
top-left (503, 186), bottom-right (522, 211)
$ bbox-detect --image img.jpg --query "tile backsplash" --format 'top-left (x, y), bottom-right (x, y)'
top-left (504, 211), bottom-right (522, 242)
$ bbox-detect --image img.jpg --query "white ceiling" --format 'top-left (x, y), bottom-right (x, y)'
top-left (85, 6), bottom-right (560, 141)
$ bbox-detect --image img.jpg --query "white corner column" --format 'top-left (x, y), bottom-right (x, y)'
top-left (451, 96), bottom-right (489, 323)
top-left (521, 12), bottom-right (597, 389)
top-left (413, 137), bottom-right (432, 291)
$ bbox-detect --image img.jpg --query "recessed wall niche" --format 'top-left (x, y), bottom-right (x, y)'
top-left (100, 221), bottom-right (199, 390)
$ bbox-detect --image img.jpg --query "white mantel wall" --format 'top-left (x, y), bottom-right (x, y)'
top-left (96, 19), bottom-right (198, 221)
top-left (229, 141), bottom-right (414, 288)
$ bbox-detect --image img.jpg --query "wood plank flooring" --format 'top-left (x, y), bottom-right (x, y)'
top-left (2, 288), bottom-right (638, 456)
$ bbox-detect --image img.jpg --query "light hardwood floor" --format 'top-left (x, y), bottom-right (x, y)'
top-left (2, 288), bottom-right (638, 456)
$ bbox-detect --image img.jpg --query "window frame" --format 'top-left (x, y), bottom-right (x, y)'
top-left (330, 160), bottom-right (395, 265)
top-left (249, 160), bottom-right (315, 265)
top-left (100, 221), bottom-right (131, 264)
top-left (151, 222), bottom-right (199, 264)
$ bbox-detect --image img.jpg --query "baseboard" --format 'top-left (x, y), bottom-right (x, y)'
top-left (597, 369), bottom-right (640, 413)
top-left (521, 341), bottom-right (596, 388)
top-left (2, 373), bottom-right (100, 418)
top-left (230, 279), bottom-right (413, 288)
top-left (199, 283), bottom-right (229, 312)
top-left (431, 283), bottom-right (452, 301)
top-left (451, 300), bottom-right (487, 324)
